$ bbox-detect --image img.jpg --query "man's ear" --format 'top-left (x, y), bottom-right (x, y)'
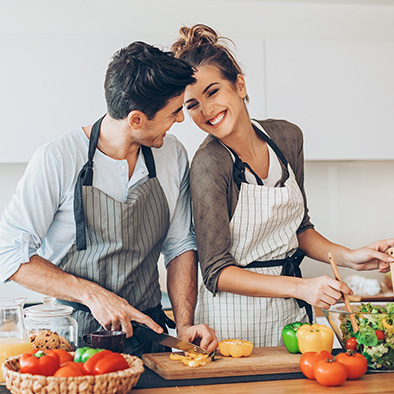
top-left (127, 110), bottom-right (147, 130)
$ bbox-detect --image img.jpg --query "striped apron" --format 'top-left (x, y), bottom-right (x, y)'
top-left (195, 127), bottom-right (312, 347)
top-left (58, 116), bottom-right (171, 355)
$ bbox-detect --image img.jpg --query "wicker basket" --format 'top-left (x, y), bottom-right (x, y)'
top-left (2, 353), bottom-right (144, 394)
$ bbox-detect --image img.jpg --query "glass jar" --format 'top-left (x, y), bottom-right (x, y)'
top-left (0, 296), bottom-right (32, 383)
top-left (24, 297), bottom-right (78, 350)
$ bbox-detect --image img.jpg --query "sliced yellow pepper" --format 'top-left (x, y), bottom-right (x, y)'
top-left (218, 339), bottom-right (253, 358)
top-left (382, 318), bottom-right (394, 331)
top-left (170, 353), bottom-right (186, 361)
top-left (296, 323), bottom-right (334, 354)
top-left (170, 352), bottom-right (210, 368)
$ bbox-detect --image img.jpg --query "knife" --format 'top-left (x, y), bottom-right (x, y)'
top-left (131, 322), bottom-right (209, 355)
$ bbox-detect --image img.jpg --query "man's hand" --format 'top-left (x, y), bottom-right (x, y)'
top-left (177, 324), bottom-right (218, 354)
top-left (84, 285), bottom-right (163, 338)
top-left (10, 255), bottom-right (163, 338)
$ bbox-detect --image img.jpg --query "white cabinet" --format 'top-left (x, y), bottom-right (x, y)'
top-left (265, 39), bottom-right (394, 160)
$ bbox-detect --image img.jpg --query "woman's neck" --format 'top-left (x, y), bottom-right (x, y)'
top-left (220, 118), bottom-right (270, 179)
top-left (220, 119), bottom-right (262, 162)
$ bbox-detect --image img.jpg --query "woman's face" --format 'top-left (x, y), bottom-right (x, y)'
top-left (184, 64), bottom-right (247, 139)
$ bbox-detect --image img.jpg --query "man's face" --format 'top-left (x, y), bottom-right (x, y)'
top-left (139, 94), bottom-right (185, 148)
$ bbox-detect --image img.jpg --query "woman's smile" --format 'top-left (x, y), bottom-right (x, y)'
top-left (207, 110), bottom-right (227, 127)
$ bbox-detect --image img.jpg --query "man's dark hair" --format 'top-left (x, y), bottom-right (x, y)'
top-left (104, 41), bottom-right (195, 120)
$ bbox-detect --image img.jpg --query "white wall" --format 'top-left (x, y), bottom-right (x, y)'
top-left (1, 0), bottom-right (394, 301)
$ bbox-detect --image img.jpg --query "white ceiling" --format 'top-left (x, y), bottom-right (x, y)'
top-left (213, 0), bottom-right (394, 4)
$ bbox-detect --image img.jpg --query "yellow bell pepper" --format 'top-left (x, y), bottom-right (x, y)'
top-left (296, 324), bottom-right (334, 354)
top-left (218, 339), bottom-right (253, 358)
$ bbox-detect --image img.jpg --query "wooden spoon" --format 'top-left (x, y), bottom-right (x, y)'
top-left (328, 252), bottom-right (359, 333)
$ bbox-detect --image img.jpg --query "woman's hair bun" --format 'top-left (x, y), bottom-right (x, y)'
top-left (171, 24), bottom-right (218, 57)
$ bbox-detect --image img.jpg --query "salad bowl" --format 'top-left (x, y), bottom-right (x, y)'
top-left (323, 302), bottom-right (394, 370)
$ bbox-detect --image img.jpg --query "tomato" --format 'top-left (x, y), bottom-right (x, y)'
top-left (54, 361), bottom-right (85, 377)
top-left (336, 351), bottom-right (368, 380)
top-left (345, 337), bottom-right (358, 351)
top-left (299, 350), bottom-right (333, 380)
top-left (51, 349), bottom-right (73, 366)
top-left (375, 330), bottom-right (385, 341)
top-left (314, 359), bottom-right (347, 386)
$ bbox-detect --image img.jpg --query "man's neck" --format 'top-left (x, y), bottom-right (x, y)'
top-left (83, 115), bottom-right (141, 179)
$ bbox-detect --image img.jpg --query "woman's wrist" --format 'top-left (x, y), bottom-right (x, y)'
top-left (332, 246), bottom-right (353, 268)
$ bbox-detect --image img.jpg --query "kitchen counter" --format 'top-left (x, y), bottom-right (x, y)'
top-left (132, 373), bottom-right (394, 394)
top-left (1, 368), bottom-right (393, 393)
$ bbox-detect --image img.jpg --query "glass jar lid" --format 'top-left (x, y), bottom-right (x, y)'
top-left (24, 296), bottom-right (74, 318)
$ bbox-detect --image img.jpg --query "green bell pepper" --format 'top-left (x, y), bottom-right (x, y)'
top-left (282, 322), bottom-right (307, 353)
top-left (74, 347), bottom-right (104, 363)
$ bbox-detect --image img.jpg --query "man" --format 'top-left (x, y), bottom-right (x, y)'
top-left (0, 41), bottom-right (217, 355)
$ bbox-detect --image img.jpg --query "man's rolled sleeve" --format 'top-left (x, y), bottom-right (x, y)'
top-left (0, 147), bottom-right (61, 282)
top-left (0, 230), bottom-right (38, 282)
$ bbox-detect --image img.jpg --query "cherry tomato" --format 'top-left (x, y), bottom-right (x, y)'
top-left (375, 330), bottom-right (385, 341)
top-left (299, 350), bottom-right (333, 380)
top-left (345, 337), bottom-right (358, 351)
top-left (51, 349), bottom-right (73, 366)
top-left (336, 351), bottom-right (368, 380)
top-left (54, 361), bottom-right (85, 377)
top-left (314, 359), bottom-right (347, 386)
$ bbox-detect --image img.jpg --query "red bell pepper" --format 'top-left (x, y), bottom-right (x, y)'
top-left (82, 349), bottom-right (129, 375)
top-left (82, 350), bottom-right (113, 375)
top-left (19, 349), bottom-right (60, 376)
top-left (94, 352), bottom-right (129, 375)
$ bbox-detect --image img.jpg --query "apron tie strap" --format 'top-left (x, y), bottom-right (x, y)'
top-left (245, 249), bottom-right (314, 324)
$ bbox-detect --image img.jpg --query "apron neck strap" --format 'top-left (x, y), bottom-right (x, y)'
top-left (141, 145), bottom-right (156, 178)
top-left (225, 123), bottom-right (289, 188)
top-left (251, 123), bottom-right (288, 167)
top-left (74, 115), bottom-right (104, 251)
top-left (74, 116), bottom-right (157, 250)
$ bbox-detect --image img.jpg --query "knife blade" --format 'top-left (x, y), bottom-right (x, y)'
top-left (131, 322), bottom-right (209, 355)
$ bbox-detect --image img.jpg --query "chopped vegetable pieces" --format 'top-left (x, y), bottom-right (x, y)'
top-left (170, 352), bottom-right (211, 367)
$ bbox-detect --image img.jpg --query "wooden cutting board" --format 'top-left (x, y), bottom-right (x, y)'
top-left (347, 292), bottom-right (394, 302)
top-left (142, 346), bottom-right (301, 380)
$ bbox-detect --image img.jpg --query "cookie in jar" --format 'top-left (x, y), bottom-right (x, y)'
top-left (24, 297), bottom-right (77, 350)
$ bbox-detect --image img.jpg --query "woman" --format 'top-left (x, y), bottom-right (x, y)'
top-left (171, 24), bottom-right (394, 346)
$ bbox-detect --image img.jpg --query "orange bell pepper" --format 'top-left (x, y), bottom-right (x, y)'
top-left (296, 324), bottom-right (334, 354)
top-left (218, 339), bottom-right (253, 358)
top-left (54, 361), bottom-right (85, 377)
